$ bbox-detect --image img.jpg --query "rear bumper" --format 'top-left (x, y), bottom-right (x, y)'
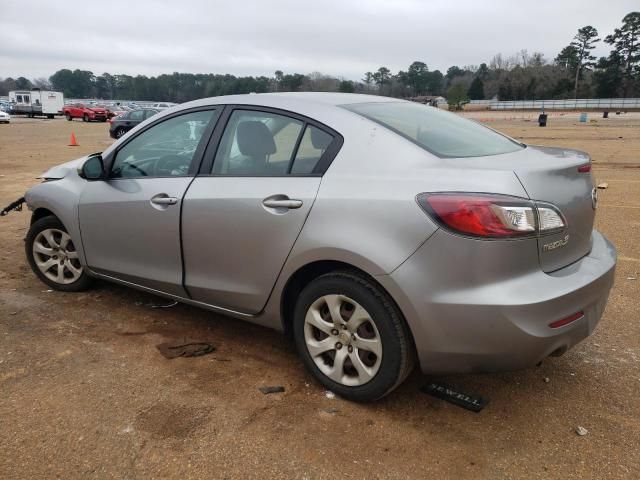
top-left (378, 229), bottom-right (616, 374)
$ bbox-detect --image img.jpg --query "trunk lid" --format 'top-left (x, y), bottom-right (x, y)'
top-left (513, 146), bottom-right (595, 272)
top-left (444, 145), bottom-right (595, 272)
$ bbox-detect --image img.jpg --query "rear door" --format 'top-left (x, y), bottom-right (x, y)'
top-left (182, 107), bottom-right (342, 313)
top-left (79, 108), bottom-right (219, 295)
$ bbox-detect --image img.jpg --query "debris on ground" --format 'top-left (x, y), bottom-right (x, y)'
top-left (258, 385), bottom-right (285, 394)
top-left (156, 342), bottom-right (215, 359)
top-left (150, 300), bottom-right (178, 309)
top-left (543, 377), bottom-right (550, 383)
top-left (627, 274), bottom-right (637, 281)
top-left (575, 426), bottom-right (589, 436)
top-left (325, 391), bottom-right (336, 399)
top-left (597, 182), bottom-right (609, 189)
top-left (322, 407), bottom-right (339, 414)
top-left (421, 381), bottom-right (489, 413)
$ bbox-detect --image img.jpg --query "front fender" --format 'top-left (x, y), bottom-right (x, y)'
top-left (25, 176), bottom-right (87, 267)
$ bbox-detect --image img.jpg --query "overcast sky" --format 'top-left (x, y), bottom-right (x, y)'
top-left (0, 0), bottom-right (637, 81)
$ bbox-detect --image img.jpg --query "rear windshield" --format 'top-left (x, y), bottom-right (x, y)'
top-left (343, 102), bottom-right (523, 158)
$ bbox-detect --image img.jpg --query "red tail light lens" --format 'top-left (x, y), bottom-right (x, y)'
top-left (577, 164), bottom-right (591, 173)
top-left (417, 193), bottom-right (537, 238)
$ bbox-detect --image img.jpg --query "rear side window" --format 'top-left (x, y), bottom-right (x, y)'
top-left (291, 125), bottom-right (333, 174)
top-left (343, 102), bottom-right (523, 158)
top-left (212, 110), bottom-right (303, 175)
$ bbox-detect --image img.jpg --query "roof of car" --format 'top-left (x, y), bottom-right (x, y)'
top-left (188, 91), bottom-right (403, 108)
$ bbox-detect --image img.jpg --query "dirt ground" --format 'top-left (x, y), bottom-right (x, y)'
top-left (1, 112), bottom-right (639, 479)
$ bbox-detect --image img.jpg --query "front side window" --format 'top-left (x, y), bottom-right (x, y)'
top-left (111, 109), bottom-right (217, 178)
top-left (343, 102), bottom-right (523, 158)
top-left (212, 110), bottom-right (303, 175)
top-left (16, 95), bottom-right (23, 103)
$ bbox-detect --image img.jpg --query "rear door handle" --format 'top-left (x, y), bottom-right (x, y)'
top-left (151, 196), bottom-right (178, 205)
top-left (262, 198), bottom-right (303, 209)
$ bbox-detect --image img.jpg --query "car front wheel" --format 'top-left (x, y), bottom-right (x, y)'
top-left (293, 271), bottom-right (414, 402)
top-left (115, 127), bottom-right (127, 138)
top-left (25, 216), bottom-right (93, 292)
top-left (65, 113), bottom-right (72, 121)
top-left (83, 114), bottom-right (89, 122)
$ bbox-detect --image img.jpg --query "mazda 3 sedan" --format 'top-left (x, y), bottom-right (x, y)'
top-left (23, 93), bottom-right (616, 401)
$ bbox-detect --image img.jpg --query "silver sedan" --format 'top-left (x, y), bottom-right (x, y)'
top-left (23, 93), bottom-right (616, 401)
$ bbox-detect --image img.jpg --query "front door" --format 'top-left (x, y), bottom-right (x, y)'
top-left (182, 108), bottom-right (338, 313)
top-left (79, 108), bottom-right (219, 295)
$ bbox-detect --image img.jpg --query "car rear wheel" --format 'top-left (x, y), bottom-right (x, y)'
top-left (293, 270), bottom-right (414, 402)
top-left (25, 216), bottom-right (93, 292)
top-left (115, 127), bottom-right (127, 138)
top-left (83, 114), bottom-right (89, 122)
top-left (65, 113), bottom-right (72, 121)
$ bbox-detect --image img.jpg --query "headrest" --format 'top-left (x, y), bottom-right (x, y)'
top-left (310, 127), bottom-right (332, 150)
top-left (237, 121), bottom-right (276, 157)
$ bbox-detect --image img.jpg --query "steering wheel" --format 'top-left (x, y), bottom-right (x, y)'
top-left (154, 155), bottom-right (188, 176)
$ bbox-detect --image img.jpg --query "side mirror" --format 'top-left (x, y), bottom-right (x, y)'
top-left (78, 155), bottom-right (105, 180)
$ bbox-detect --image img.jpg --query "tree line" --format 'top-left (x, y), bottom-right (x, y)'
top-left (1, 12), bottom-right (637, 103)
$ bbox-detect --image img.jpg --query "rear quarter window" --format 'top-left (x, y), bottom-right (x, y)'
top-left (342, 102), bottom-right (523, 158)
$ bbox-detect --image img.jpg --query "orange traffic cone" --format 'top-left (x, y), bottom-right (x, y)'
top-left (69, 132), bottom-right (78, 146)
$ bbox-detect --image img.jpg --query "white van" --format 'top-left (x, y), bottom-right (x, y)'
top-left (9, 89), bottom-right (64, 118)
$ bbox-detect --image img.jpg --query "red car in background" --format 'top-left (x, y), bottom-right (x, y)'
top-left (62, 103), bottom-right (108, 122)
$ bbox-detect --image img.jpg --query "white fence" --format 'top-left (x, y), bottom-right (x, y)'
top-left (487, 98), bottom-right (640, 110)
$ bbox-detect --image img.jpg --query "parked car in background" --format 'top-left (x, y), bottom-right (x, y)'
top-left (0, 110), bottom-right (10, 123)
top-left (63, 103), bottom-right (109, 122)
top-left (108, 108), bottom-right (159, 138)
top-left (151, 102), bottom-right (178, 110)
top-left (105, 104), bottom-right (130, 118)
top-left (22, 93), bottom-right (616, 402)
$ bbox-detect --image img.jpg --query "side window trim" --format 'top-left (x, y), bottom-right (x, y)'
top-left (197, 104), bottom-right (344, 177)
top-left (103, 106), bottom-right (221, 178)
top-left (286, 121), bottom-right (307, 174)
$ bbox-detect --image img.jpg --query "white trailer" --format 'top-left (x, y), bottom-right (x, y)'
top-left (9, 89), bottom-right (64, 118)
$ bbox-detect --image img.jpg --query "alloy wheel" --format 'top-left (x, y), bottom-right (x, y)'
top-left (32, 228), bottom-right (83, 284)
top-left (304, 294), bottom-right (382, 386)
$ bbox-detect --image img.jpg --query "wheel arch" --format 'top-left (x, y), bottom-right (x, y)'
top-left (279, 260), bottom-right (417, 355)
top-left (30, 207), bottom-right (58, 225)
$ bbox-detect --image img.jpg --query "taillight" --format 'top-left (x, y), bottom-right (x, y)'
top-left (416, 193), bottom-right (566, 238)
top-left (577, 164), bottom-right (591, 173)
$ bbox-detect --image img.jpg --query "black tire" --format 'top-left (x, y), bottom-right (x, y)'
top-left (25, 216), bottom-right (93, 292)
top-left (65, 113), bottom-right (72, 121)
top-left (83, 114), bottom-right (89, 122)
top-left (47, 114), bottom-right (54, 119)
top-left (293, 270), bottom-right (414, 402)
top-left (115, 127), bottom-right (127, 138)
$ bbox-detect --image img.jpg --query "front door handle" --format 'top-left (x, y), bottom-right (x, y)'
top-left (150, 196), bottom-right (178, 205)
top-left (262, 198), bottom-right (303, 209)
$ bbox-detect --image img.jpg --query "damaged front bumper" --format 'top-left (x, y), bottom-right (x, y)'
top-left (0, 196), bottom-right (26, 217)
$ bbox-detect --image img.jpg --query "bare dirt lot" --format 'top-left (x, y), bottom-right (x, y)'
top-left (1, 112), bottom-right (639, 479)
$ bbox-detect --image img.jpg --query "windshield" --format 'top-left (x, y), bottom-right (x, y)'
top-left (342, 102), bottom-right (523, 158)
